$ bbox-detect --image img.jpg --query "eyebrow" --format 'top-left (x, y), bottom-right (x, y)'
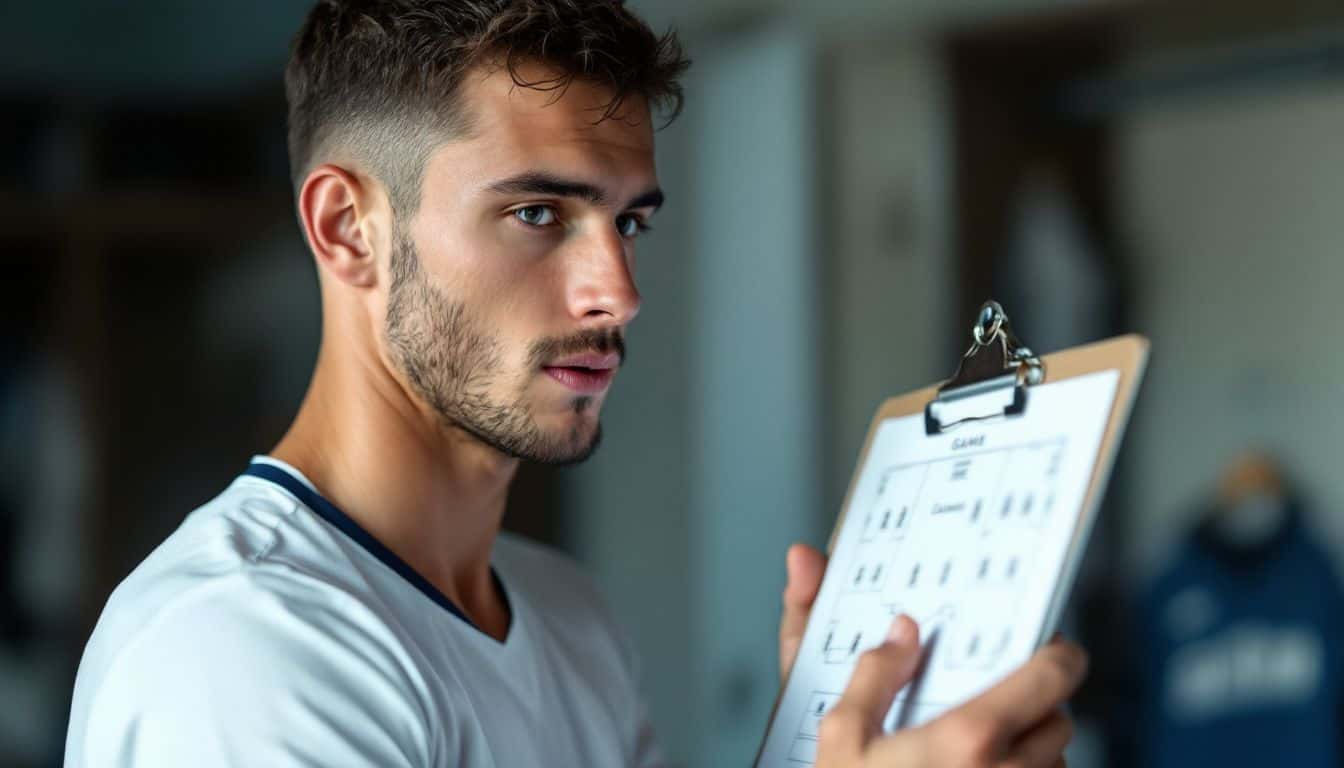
top-left (487, 171), bottom-right (664, 212)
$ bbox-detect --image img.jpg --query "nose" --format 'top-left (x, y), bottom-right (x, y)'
top-left (565, 226), bottom-right (641, 326)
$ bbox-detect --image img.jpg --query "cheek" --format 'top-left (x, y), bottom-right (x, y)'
top-left (473, 244), bottom-right (568, 331)
top-left (486, 285), bottom-right (556, 373)
top-left (414, 225), bottom-right (522, 315)
top-left (413, 215), bottom-right (566, 362)
top-left (436, 268), bottom-right (550, 378)
top-left (449, 216), bottom-right (553, 292)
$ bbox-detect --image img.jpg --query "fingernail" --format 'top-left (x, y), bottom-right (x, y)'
top-left (887, 615), bottom-right (910, 644)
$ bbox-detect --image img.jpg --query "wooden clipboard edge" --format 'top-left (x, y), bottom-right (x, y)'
top-left (756, 333), bottom-right (1149, 766)
top-left (1032, 334), bottom-right (1149, 644)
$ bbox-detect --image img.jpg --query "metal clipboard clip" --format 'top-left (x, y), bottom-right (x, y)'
top-left (924, 300), bottom-right (1046, 436)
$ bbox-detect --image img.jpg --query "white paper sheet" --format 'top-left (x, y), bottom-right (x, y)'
top-left (757, 370), bottom-right (1120, 767)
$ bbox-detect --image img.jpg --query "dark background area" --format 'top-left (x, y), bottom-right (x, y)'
top-left (5, 0), bottom-right (1344, 765)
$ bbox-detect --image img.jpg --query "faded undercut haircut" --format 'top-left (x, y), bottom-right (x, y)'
top-left (284, 0), bottom-right (689, 218)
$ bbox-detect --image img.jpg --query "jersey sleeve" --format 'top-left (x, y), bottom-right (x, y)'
top-left (69, 569), bottom-right (435, 768)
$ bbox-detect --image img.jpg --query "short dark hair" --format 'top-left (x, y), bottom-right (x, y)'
top-left (285, 0), bottom-right (689, 216)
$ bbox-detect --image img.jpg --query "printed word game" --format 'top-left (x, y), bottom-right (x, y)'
top-left (757, 370), bottom-right (1120, 767)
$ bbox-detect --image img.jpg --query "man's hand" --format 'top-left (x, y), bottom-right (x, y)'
top-left (816, 618), bottom-right (1084, 767)
top-left (780, 543), bottom-right (827, 680)
top-left (778, 544), bottom-right (1086, 767)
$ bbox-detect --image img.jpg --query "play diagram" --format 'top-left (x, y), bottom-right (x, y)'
top-left (781, 439), bottom-right (1069, 763)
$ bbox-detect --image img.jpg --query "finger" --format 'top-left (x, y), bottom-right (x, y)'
top-left (829, 616), bottom-right (921, 733)
top-left (783, 543), bottom-right (826, 611)
top-left (817, 618), bottom-right (921, 764)
top-left (780, 544), bottom-right (827, 678)
top-left (1001, 710), bottom-right (1073, 767)
top-left (960, 640), bottom-right (1088, 735)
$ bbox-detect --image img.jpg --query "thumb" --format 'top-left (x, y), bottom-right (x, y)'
top-left (832, 615), bottom-right (922, 735)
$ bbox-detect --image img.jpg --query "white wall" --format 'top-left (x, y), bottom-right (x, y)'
top-left (1118, 80), bottom-right (1344, 579)
top-left (685, 26), bottom-right (821, 768)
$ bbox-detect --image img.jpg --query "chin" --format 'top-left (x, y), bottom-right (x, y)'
top-left (506, 395), bottom-right (606, 465)
top-left (542, 395), bottom-right (602, 429)
top-left (557, 408), bottom-right (602, 444)
top-left (532, 421), bottom-right (603, 466)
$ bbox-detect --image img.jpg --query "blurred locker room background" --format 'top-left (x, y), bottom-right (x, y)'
top-left (3, 0), bottom-right (1344, 765)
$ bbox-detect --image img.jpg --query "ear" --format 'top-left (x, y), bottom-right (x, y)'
top-left (297, 163), bottom-right (385, 289)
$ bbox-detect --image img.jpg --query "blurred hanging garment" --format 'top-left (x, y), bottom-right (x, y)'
top-left (996, 164), bottom-right (1112, 354)
top-left (1136, 497), bottom-right (1344, 768)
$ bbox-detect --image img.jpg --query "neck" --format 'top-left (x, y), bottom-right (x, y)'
top-left (272, 322), bottom-right (518, 640)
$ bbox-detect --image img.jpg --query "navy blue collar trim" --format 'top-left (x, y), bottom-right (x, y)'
top-left (242, 461), bottom-right (509, 637)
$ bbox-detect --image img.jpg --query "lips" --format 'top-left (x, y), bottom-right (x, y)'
top-left (541, 351), bottom-right (621, 395)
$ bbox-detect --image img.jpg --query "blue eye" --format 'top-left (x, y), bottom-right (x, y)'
top-left (515, 206), bottom-right (557, 226)
top-left (616, 214), bottom-right (649, 238)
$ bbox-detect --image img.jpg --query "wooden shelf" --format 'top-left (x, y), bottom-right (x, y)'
top-left (0, 187), bottom-right (294, 245)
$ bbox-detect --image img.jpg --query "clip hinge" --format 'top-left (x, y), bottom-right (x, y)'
top-left (924, 301), bottom-right (1044, 435)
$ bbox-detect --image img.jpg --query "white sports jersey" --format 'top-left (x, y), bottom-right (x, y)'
top-left (65, 457), bottom-right (661, 767)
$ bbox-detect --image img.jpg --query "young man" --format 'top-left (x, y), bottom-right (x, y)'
top-left (66, 1), bottom-right (1086, 766)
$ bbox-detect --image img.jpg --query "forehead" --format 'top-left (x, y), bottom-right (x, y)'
top-left (428, 62), bottom-right (658, 193)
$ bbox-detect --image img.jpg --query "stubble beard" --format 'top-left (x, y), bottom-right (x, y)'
top-left (383, 230), bottom-right (608, 466)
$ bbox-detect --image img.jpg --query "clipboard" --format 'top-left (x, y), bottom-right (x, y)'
top-left (755, 301), bottom-right (1148, 768)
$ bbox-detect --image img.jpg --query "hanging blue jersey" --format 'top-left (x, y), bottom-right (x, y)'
top-left (1137, 507), bottom-right (1344, 768)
